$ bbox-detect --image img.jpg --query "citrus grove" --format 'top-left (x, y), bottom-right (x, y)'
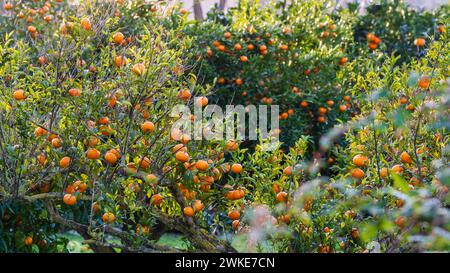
top-left (0, 0), bottom-right (449, 253)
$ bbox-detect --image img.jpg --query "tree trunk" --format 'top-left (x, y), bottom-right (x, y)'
top-left (219, 0), bottom-right (227, 10)
top-left (193, 0), bottom-right (204, 20)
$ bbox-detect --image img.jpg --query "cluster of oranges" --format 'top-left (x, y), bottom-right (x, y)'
top-left (349, 150), bottom-right (418, 183)
top-left (366, 33), bottom-right (382, 50)
top-left (169, 134), bottom-right (246, 228)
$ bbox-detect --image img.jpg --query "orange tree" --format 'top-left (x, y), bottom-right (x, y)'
top-left (0, 0), bottom-right (246, 252)
top-left (215, 21), bottom-right (449, 253)
top-left (187, 0), bottom-right (356, 148)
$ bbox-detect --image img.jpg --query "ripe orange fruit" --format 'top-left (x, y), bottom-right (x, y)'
top-left (136, 225), bottom-right (150, 235)
top-left (195, 160), bottom-right (209, 172)
top-left (68, 88), bottom-right (81, 97)
top-left (34, 126), bottom-right (47, 137)
top-left (395, 216), bottom-right (406, 228)
top-left (59, 156), bottom-right (71, 168)
top-left (234, 43), bottom-right (242, 51)
top-left (139, 157), bottom-right (151, 169)
top-left (276, 191), bottom-right (287, 202)
top-left (13, 89), bottom-right (26, 100)
top-left (280, 214), bottom-right (291, 224)
top-left (418, 75), bottom-right (430, 89)
top-left (318, 107), bottom-right (328, 115)
top-left (380, 167), bottom-right (388, 179)
top-left (65, 184), bottom-right (75, 194)
top-left (228, 210), bottom-right (240, 220)
top-left (232, 220), bottom-right (240, 230)
top-left (400, 151), bottom-right (412, 164)
top-left (372, 36), bottom-right (381, 44)
top-left (196, 96), bottom-right (208, 107)
top-left (143, 174), bottom-right (157, 186)
top-left (38, 56), bottom-right (47, 65)
top-left (110, 148), bottom-right (121, 159)
top-left (37, 154), bottom-right (47, 165)
top-left (231, 163), bottom-right (243, 174)
top-left (399, 96), bottom-right (408, 104)
top-left (225, 140), bottom-right (238, 151)
top-left (73, 180), bottom-right (87, 193)
top-left (113, 32), bottom-right (124, 44)
top-left (63, 193), bottom-right (77, 206)
top-left (180, 134), bottom-right (191, 144)
top-left (339, 57), bottom-right (348, 65)
top-left (283, 166), bottom-right (293, 176)
top-left (235, 78), bottom-right (243, 86)
top-left (85, 136), bottom-right (98, 147)
top-left (300, 101), bottom-right (309, 108)
top-left (272, 183), bottom-right (281, 194)
top-left (279, 112), bottom-right (289, 120)
top-left (80, 17), bottom-right (91, 31)
top-left (177, 89), bottom-right (191, 101)
top-left (320, 30), bottom-right (329, 38)
top-left (4, 3), bottom-right (13, 10)
top-left (141, 121), bottom-right (155, 133)
top-left (114, 55), bottom-right (125, 67)
top-left (172, 143), bottom-right (187, 153)
top-left (352, 154), bottom-right (369, 167)
top-left (235, 189), bottom-right (245, 199)
top-left (391, 164), bottom-right (404, 174)
top-left (279, 44), bottom-right (289, 51)
top-left (27, 25), bottom-right (37, 33)
top-left (350, 168), bottom-right (365, 179)
top-left (86, 148), bottom-right (101, 160)
top-left (438, 24), bottom-right (445, 34)
top-left (102, 212), bottom-right (116, 224)
top-left (24, 236), bottom-right (33, 246)
top-left (132, 63), bottom-right (145, 76)
top-left (175, 151), bottom-right (190, 162)
top-left (183, 206), bottom-right (195, 217)
top-left (51, 138), bottom-right (62, 149)
top-left (43, 15), bottom-right (52, 22)
top-left (240, 55), bottom-right (248, 62)
top-left (351, 228), bottom-right (359, 239)
top-left (193, 200), bottom-right (204, 212)
top-left (98, 117), bottom-right (110, 125)
top-left (104, 152), bottom-right (117, 165)
top-left (224, 32), bottom-right (231, 39)
top-left (339, 105), bottom-right (347, 111)
top-left (406, 104), bottom-right (415, 112)
top-left (151, 194), bottom-right (163, 206)
top-left (414, 38), bottom-right (425, 47)
top-left (108, 95), bottom-right (117, 107)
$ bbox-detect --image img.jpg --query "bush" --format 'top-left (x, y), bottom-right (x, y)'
top-left (187, 0), bottom-right (355, 148)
